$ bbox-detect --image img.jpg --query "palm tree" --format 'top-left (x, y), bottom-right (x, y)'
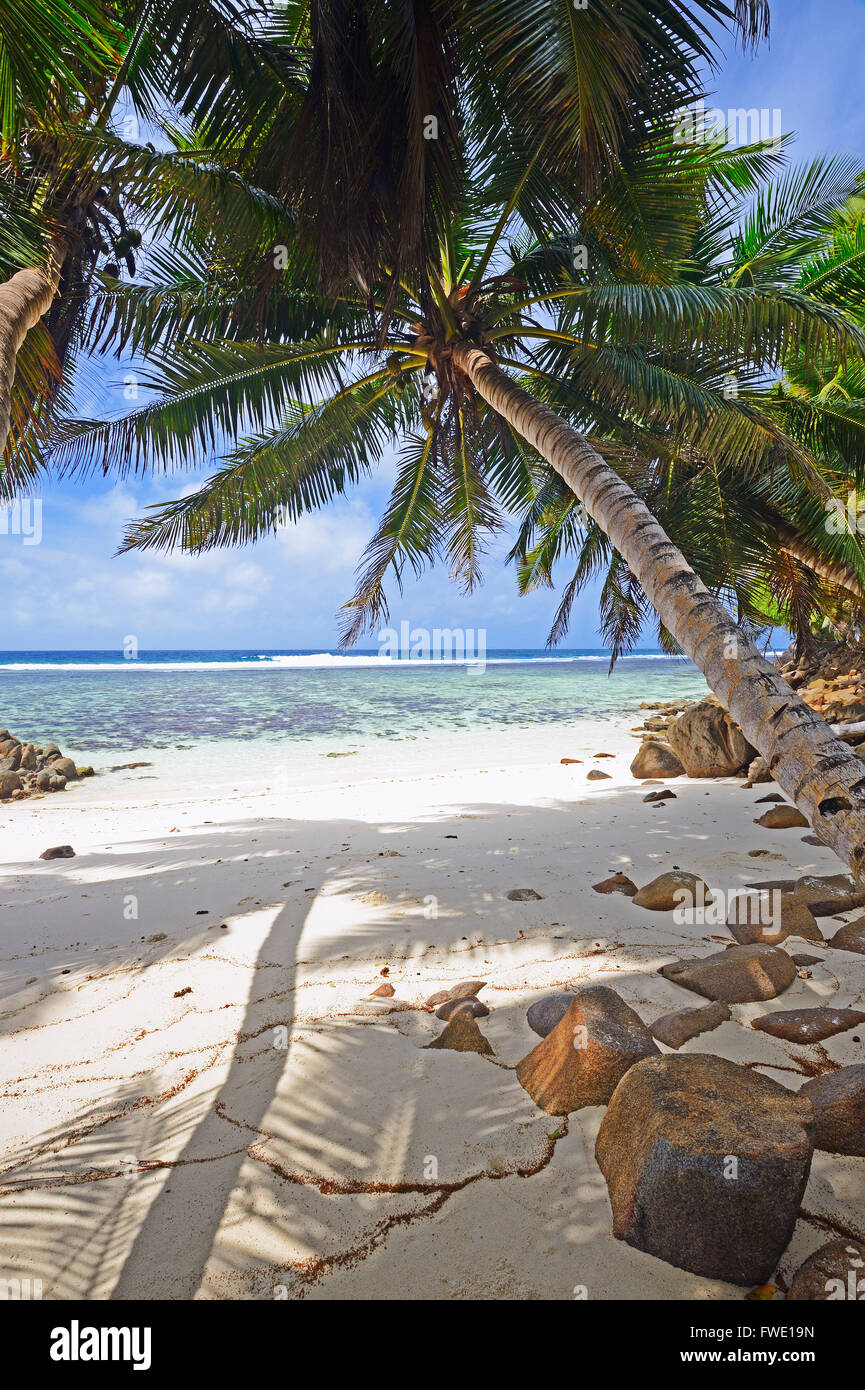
top-left (513, 157), bottom-right (865, 658)
top-left (49, 111), bottom-right (865, 875)
top-left (0, 0), bottom-right (299, 471)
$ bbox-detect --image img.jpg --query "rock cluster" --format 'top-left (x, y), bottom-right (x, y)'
top-left (0, 728), bottom-right (93, 801)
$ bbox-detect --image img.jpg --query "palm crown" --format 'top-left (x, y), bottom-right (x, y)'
top-left (51, 130), bottom-right (865, 656)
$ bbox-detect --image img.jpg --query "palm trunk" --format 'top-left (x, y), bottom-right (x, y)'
top-left (454, 341), bottom-right (865, 879)
top-left (0, 242), bottom-right (64, 459)
top-left (774, 522), bottom-right (864, 601)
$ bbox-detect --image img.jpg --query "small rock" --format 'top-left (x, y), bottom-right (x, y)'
top-left (526, 992), bottom-right (575, 1038)
top-left (587, 768), bottom-right (611, 780)
top-left (659, 944), bottom-right (796, 1002)
top-left (506, 888), bottom-right (543, 901)
top-left (828, 917), bottom-right (865, 954)
top-left (788, 1239), bottom-right (865, 1300)
top-left (145, 933), bottom-right (168, 943)
top-left (173, 987), bottom-right (192, 998)
top-left (790, 953), bottom-right (823, 967)
top-left (592, 872), bottom-right (637, 897)
top-left (39, 845), bottom-right (76, 861)
top-left (424, 980), bottom-right (486, 1008)
top-left (435, 996), bottom-right (489, 1020)
top-left (560, 758), bottom-right (582, 765)
top-left (745, 756), bottom-right (773, 785)
top-left (794, 874), bottom-right (865, 916)
top-left (633, 870), bottom-right (710, 912)
top-left (755, 806), bottom-right (809, 829)
top-left (751, 1007), bottom-right (865, 1044)
top-left (650, 1001), bottom-right (731, 1050)
top-left (643, 789), bottom-right (676, 802)
top-left (425, 1012), bottom-right (494, 1055)
top-left (371, 982), bottom-right (395, 997)
top-left (595, 1054), bottom-right (815, 1285)
top-left (755, 792), bottom-right (785, 804)
top-left (799, 1066), bottom-right (865, 1156)
top-left (516, 986), bottom-right (659, 1115)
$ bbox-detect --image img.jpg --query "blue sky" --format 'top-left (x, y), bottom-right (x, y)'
top-left (3, 0), bottom-right (864, 652)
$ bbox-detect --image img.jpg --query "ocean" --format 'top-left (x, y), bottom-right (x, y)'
top-left (0, 649), bottom-right (710, 793)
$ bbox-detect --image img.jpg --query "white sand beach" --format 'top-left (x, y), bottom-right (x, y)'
top-left (1, 717), bottom-right (863, 1301)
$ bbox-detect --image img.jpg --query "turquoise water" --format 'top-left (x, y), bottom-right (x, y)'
top-left (0, 649), bottom-right (709, 755)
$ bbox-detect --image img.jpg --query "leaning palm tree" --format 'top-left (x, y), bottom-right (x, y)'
top-left (50, 116), bottom-right (865, 875)
top-left (514, 157), bottom-right (865, 658)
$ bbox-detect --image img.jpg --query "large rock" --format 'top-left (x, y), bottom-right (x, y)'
top-left (788, 1239), bottom-right (865, 1300)
top-left (650, 1001), bottom-right (730, 1050)
top-left (799, 1066), bottom-right (865, 1156)
top-left (726, 892), bottom-right (823, 947)
top-left (629, 741), bottom-right (684, 780)
top-left (751, 1008), bottom-right (865, 1044)
top-left (0, 771), bottom-right (22, 799)
top-left (659, 944), bottom-right (796, 1003)
top-left (633, 870), bottom-right (711, 912)
top-left (667, 697), bottom-right (755, 778)
top-left (516, 986), bottom-right (659, 1115)
top-left (595, 1054), bottom-right (815, 1285)
top-left (829, 917), bottom-right (865, 954)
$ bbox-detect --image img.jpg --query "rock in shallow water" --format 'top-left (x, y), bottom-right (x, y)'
top-left (506, 888), bottom-right (543, 901)
top-left (799, 1065), bottom-right (865, 1156)
top-left (38, 844), bottom-right (76, 861)
top-left (660, 943), bottom-right (796, 1003)
top-left (516, 986), bottom-right (658, 1115)
top-left (595, 1054), bottom-right (815, 1286)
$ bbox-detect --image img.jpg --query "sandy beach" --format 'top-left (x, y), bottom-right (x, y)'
top-left (0, 711), bottom-right (862, 1302)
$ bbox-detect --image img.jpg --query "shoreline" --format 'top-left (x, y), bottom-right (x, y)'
top-left (0, 723), bottom-right (863, 1300)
